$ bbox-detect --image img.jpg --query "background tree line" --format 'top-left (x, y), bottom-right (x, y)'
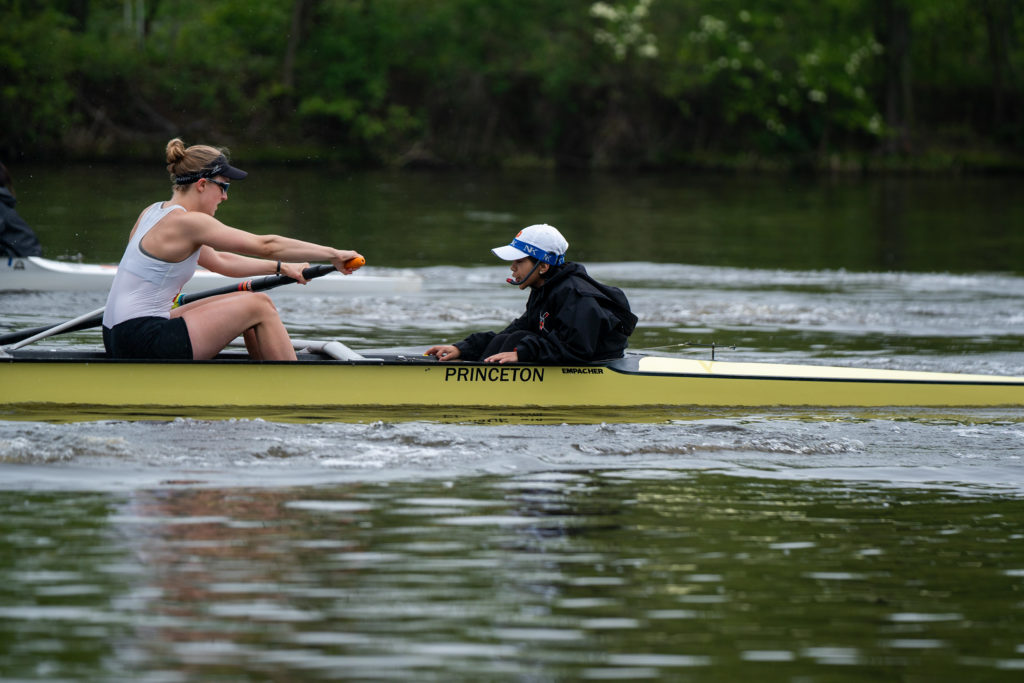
top-left (2, 0), bottom-right (1021, 171)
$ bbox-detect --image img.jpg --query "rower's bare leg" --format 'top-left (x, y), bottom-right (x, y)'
top-left (173, 292), bottom-right (297, 360)
top-left (242, 328), bottom-right (262, 360)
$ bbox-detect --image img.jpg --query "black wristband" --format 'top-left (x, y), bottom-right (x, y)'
top-left (275, 261), bottom-right (281, 275)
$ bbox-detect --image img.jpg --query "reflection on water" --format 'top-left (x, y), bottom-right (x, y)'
top-left (14, 166), bottom-right (1024, 273)
top-left (2, 474), bottom-right (1023, 680)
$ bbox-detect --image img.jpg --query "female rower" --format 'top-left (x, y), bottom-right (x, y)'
top-left (102, 138), bottom-right (362, 361)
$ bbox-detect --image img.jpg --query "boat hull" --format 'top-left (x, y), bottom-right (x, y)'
top-left (1, 256), bottom-right (421, 294)
top-left (3, 351), bottom-right (1024, 421)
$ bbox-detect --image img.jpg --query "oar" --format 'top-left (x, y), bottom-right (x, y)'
top-left (0, 260), bottom-right (360, 348)
top-left (170, 263), bottom-right (339, 308)
top-left (2, 305), bottom-right (110, 351)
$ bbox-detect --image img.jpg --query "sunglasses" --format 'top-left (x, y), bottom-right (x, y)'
top-left (206, 178), bottom-right (230, 193)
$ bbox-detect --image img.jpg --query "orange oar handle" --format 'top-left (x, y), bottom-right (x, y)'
top-left (344, 256), bottom-right (366, 270)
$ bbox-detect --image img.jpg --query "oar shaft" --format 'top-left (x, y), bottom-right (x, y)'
top-left (5, 306), bottom-right (106, 351)
top-left (0, 317), bottom-right (100, 346)
top-left (173, 264), bottom-right (336, 307)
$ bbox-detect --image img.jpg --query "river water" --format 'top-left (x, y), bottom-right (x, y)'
top-left (2, 167), bottom-right (1024, 680)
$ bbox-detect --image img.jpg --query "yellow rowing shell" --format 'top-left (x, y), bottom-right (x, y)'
top-left (3, 351), bottom-right (1024, 421)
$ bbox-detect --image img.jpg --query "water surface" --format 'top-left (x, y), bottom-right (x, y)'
top-left (2, 168), bottom-right (1024, 680)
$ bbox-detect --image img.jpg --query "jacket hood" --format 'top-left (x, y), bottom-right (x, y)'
top-left (545, 262), bottom-right (638, 335)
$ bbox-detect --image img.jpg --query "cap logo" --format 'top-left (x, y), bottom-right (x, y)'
top-left (510, 238), bottom-right (565, 266)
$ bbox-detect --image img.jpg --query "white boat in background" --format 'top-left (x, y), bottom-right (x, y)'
top-left (1, 255), bottom-right (422, 294)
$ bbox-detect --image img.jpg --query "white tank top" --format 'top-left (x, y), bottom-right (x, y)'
top-left (102, 202), bottom-right (201, 328)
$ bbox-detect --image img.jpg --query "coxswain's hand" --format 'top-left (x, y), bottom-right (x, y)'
top-left (484, 350), bottom-right (519, 364)
top-left (426, 345), bottom-right (461, 362)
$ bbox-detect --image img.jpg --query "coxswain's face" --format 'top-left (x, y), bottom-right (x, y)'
top-left (510, 257), bottom-right (548, 289)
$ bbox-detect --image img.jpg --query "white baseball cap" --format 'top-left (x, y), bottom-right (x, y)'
top-left (491, 224), bottom-right (569, 265)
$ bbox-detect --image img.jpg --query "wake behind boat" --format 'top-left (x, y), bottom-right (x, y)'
top-left (3, 343), bottom-right (1024, 423)
top-left (1, 255), bottom-right (422, 294)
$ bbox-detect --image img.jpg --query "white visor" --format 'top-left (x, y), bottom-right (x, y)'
top-left (492, 244), bottom-right (531, 261)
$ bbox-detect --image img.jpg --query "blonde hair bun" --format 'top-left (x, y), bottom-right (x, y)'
top-left (165, 138), bottom-right (187, 165)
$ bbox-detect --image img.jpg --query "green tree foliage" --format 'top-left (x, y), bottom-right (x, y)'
top-left (667, 6), bottom-right (883, 157)
top-left (0, 3), bottom-right (77, 153)
top-left (1, 0), bottom-right (1021, 169)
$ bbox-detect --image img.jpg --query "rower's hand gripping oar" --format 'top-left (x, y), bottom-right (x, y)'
top-left (0, 258), bottom-right (364, 349)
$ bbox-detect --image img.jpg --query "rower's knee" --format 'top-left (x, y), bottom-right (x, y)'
top-left (248, 292), bottom-right (279, 316)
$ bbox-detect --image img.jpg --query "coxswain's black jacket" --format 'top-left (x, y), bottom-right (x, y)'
top-left (454, 262), bottom-right (638, 363)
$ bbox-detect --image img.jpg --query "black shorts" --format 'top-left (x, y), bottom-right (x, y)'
top-left (103, 316), bottom-right (194, 360)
